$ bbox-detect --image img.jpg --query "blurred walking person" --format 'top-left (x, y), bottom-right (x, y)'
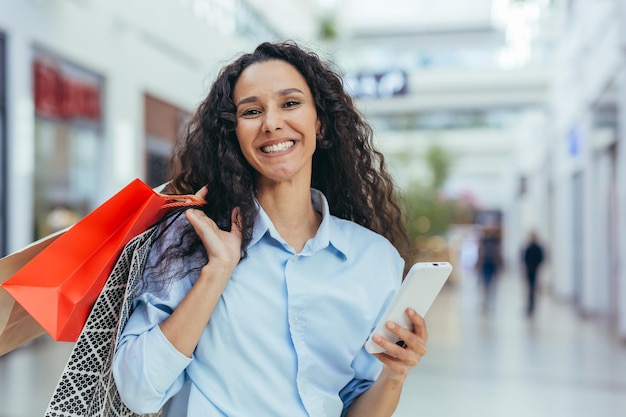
top-left (475, 226), bottom-right (502, 314)
top-left (523, 231), bottom-right (544, 317)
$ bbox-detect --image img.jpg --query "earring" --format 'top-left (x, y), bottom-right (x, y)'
top-left (316, 132), bottom-right (332, 149)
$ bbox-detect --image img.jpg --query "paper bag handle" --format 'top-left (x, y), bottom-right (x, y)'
top-left (159, 194), bottom-right (206, 210)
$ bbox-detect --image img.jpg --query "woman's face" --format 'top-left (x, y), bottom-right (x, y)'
top-left (233, 59), bottom-right (320, 189)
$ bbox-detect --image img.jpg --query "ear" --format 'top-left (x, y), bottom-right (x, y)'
top-left (315, 119), bottom-right (332, 149)
top-left (315, 118), bottom-right (322, 136)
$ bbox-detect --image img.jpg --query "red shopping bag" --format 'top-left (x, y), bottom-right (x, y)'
top-left (1, 178), bottom-right (204, 342)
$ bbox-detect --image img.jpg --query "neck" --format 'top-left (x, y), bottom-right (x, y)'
top-left (256, 182), bottom-right (321, 252)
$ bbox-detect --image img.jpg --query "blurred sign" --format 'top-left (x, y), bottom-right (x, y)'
top-left (345, 70), bottom-right (408, 99)
top-left (33, 54), bottom-right (102, 123)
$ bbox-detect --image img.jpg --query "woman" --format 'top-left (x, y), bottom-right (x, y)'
top-left (113, 41), bottom-right (428, 417)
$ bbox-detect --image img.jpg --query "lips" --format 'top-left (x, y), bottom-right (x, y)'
top-left (261, 140), bottom-right (295, 154)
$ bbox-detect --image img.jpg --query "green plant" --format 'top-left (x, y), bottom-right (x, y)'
top-left (425, 144), bottom-right (452, 190)
top-left (319, 16), bottom-right (337, 40)
top-left (398, 144), bottom-right (474, 260)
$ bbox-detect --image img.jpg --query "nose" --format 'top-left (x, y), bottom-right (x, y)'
top-left (262, 107), bottom-right (282, 133)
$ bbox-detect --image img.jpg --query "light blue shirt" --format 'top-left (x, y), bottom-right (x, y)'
top-left (113, 189), bottom-right (403, 417)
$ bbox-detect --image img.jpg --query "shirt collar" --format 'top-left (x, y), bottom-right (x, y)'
top-left (248, 189), bottom-right (349, 259)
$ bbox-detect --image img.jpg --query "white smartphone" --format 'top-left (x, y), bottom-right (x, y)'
top-left (365, 261), bottom-right (453, 354)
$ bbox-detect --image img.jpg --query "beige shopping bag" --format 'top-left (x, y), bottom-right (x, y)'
top-left (0, 229), bottom-right (65, 356)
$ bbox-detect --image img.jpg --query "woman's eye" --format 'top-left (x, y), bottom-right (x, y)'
top-left (241, 109), bottom-right (261, 117)
top-left (284, 100), bottom-right (300, 108)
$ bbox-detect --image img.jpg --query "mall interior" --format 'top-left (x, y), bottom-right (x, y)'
top-left (1, 0), bottom-right (626, 416)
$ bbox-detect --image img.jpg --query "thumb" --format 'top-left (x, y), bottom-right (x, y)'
top-left (195, 185), bottom-right (208, 199)
top-left (230, 207), bottom-right (243, 238)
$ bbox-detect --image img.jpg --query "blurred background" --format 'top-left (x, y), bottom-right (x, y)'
top-left (1, 0), bottom-right (626, 416)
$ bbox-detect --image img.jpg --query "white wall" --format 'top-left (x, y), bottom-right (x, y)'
top-left (617, 0), bottom-right (626, 343)
top-left (618, 72), bottom-right (626, 340)
top-left (539, 0), bottom-right (626, 338)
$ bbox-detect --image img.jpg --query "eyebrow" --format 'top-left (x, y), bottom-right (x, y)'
top-left (236, 88), bottom-right (305, 107)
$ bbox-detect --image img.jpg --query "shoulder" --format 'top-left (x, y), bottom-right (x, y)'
top-left (314, 188), bottom-right (399, 255)
top-left (328, 216), bottom-right (404, 298)
top-left (334, 215), bottom-right (396, 245)
top-left (330, 215), bottom-right (403, 266)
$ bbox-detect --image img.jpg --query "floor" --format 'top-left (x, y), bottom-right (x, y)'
top-left (1, 270), bottom-right (625, 417)
top-left (393, 270), bottom-right (626, 417)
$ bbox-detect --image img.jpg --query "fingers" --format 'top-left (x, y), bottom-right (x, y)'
top-left (185, 206), bottom-right (243, 239)
top-left (371, 309), bottom-right (429, 375)
top-left (194, 185), bottom-right (208, 199)
top-left (407, 308), bottom-right (428, 341)
top-left (180, 186), bottom-right (208, 204)
top-left (186, 206), bottom-right (242, 237)
top-left (230, 207), bottom-right (243, 238)
top-left (395, 310), bottom-right (428, 353)
top-left (185, 209), bottom-right (220, 243)
top-left (374, 308), bottom-right (428, 349)
top-left (184, 208), bottom-right (243, 267)
top-left (371, 332), bottom-right (410, 359)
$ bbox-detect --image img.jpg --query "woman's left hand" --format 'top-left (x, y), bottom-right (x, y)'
top-left (371, 308), bottom-right (428, 381)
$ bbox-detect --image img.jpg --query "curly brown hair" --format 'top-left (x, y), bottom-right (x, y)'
top-left (165, 41), bottom-right (410, 265)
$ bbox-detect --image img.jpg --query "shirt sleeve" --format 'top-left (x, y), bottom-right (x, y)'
top-left (112, 296), bottom-right (192, 413)
top-left (112, 216), bottom-right (202, 414)
top-left (340, 250), bottom-right (404, 415)
top-left (339, 376), bottom-right (374, 417)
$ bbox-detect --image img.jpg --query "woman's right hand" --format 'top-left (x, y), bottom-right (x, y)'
top-left (159, 197), bottom-right (242, 357)
top-left (184, 186), bottom-right (242, 281)
top-left (185, 206), bottom-right (242, 281)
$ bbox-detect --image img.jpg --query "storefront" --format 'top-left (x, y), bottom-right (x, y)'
top-left (32, 48), bottom-right (104, 240)
top-left (144, 94), bottom-right (189, 188)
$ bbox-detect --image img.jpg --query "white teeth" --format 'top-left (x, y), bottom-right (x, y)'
top-left (261, 140), bottom-right (295, 154)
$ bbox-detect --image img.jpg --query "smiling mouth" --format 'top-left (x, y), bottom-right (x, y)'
top-left (261, 140), bottom-right (295, 154)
